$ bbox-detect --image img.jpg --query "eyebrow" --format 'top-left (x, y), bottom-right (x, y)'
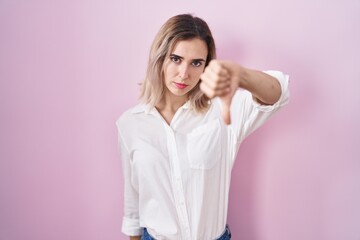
top-left (170, 54), bottom-right (206, 62)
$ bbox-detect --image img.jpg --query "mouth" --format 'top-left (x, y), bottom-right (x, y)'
top-left (173, 82), bottom-right (188, 89)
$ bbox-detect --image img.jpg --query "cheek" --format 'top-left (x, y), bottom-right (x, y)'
top-left (163, 68), bottom-right (171, 82)
top-left (191, 68), bottom-right (204, 80)
top-left (164, 65), bottom-right (177, 78)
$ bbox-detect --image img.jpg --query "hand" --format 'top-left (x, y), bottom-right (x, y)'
top-left (200, 60), bottom-right (244, 125)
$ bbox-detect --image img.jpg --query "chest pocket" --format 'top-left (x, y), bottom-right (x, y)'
top-left (186, 119), bottom-right (222, 169)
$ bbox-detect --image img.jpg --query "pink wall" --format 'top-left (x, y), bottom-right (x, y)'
top-left (1, 1), bottom-right (359, 240)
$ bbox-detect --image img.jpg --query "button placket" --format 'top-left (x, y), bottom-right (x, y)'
top-left (164, 125), bottom-right (191, 239)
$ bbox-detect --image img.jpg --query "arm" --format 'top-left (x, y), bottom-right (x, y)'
top-left (200, 60), bottom-right (282, 124)
top-left (236, 67), bottom-right (281, 105)
top-left (116, 122), bottom-right (144, 237)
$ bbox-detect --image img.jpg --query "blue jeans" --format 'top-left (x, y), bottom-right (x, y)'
top-left (141, 224), bottom-right (232, 240)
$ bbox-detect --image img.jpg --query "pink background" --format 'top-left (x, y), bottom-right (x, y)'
top-left (1, 1), bottom-right (359, 240)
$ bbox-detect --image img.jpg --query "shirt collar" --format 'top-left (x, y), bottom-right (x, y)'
top-left (130, 104), bottom-right (150, 114)
top-left (131, 101), bottom-right (193, 114)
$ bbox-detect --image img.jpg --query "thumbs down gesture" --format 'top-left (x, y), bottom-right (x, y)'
top-left (200, 60), bottom-right (282, 125)
top-left (200, 60), bottom-right (244, 125)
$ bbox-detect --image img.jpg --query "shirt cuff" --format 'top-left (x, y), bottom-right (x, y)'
top-left (252, 70), bottom-right (290, 112)
top-left (121, 217), bottom-right (144, 236)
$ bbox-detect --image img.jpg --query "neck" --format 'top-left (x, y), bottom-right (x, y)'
top-left (155, 90), bottom-right (189, 125)
top-left (156, 92), bottom-right (187, 114)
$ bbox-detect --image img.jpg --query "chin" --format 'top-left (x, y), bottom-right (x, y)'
top-left (171, 91), bottom-right (189, 97)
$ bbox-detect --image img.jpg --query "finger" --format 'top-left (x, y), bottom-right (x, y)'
top-left (208, 62), bottom-right (230, 78)
top-left (200, 81), bottom-right (231, 98)
top-left (200, 81), bottom-right (215, 98)
top-left (213, 81), bottom-right (231, 92)
top-left (222, 99), bottom-right (231, 125)
top-left (201, 71), bottom-right (230, 90)
top-left (209, 66), bottom-right (229, 78)
top-left (201, 76), bottom-right (230, 92)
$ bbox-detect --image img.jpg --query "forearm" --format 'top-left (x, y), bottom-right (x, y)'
top-left (238, 68), bottom-right (281, 105)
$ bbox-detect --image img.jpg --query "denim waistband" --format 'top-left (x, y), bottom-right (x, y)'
top-left (141, 224), bottom-right (231, 240)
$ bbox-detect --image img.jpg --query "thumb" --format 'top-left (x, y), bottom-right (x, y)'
top-left (221, 98), bottom-right (231, 125)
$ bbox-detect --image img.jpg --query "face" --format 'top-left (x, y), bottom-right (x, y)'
top-left (162, 38), bottom-right (208, 100)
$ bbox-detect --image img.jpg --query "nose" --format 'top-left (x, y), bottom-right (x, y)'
top-left (178, 63), bottom-right (190, 80)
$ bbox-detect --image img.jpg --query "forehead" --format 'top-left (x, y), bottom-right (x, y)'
top-left (171, 38), bottom-right (208, 59)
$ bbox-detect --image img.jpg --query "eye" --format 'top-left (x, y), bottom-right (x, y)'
top-left (192, 61), bottom-right (202, 67)
top-left (170, 56), bottom-right (181, 64)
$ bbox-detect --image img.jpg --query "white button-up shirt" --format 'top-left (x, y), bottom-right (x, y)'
top-left (116, 71), bottom-right (289, 240)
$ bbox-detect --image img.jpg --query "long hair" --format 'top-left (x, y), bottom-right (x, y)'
top-left (139, 14), bottom-right (216, 113)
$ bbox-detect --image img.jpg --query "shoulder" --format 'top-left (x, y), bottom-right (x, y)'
top-left (115, 103), bottom-right (147, 132)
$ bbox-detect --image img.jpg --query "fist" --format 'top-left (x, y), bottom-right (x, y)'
top-left (200, 60), bottom-right (243, 125)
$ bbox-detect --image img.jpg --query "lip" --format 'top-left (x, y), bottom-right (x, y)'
top-left (174, 82), bottom-right (188, 89)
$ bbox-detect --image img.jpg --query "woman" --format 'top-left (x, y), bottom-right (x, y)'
top-left (116, 14), bottom-right (289, 240)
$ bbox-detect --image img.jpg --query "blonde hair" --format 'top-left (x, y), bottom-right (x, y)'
top-left (139, 14), bottom-right (216, 113)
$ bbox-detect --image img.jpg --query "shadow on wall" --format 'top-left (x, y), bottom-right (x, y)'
top-left (223, 40), bottom-right (319, 239)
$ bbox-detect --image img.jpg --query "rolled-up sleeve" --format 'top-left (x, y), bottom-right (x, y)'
top-left (122, 217), bottom-right (143, 236)
top-left (253, 70), bottom-right (290, 112)
top-left (116, 122), bottom-right (144, 236)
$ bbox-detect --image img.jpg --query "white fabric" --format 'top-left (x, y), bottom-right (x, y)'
top-left (116, 70), bottom-right (290, 239)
